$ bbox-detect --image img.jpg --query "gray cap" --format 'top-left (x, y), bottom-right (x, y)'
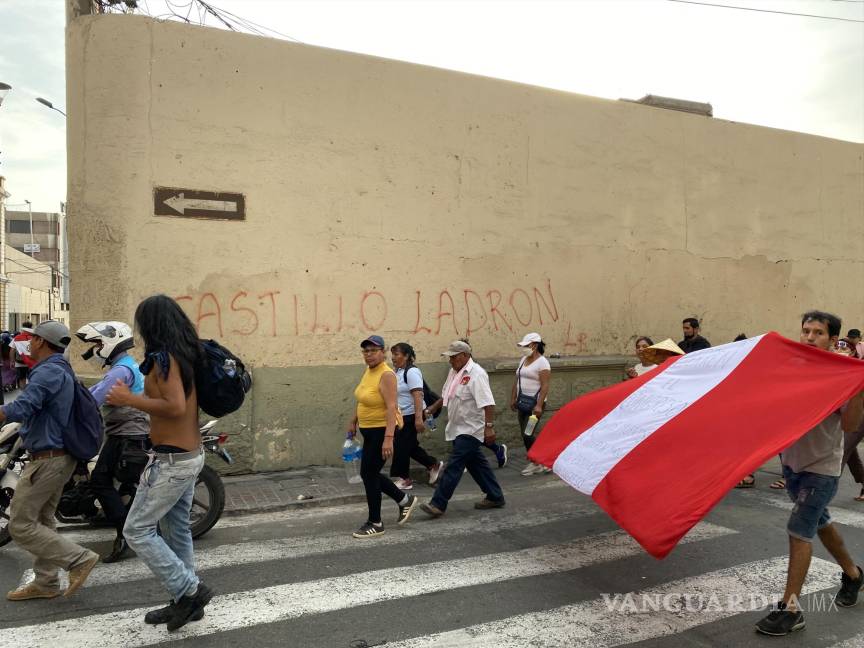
top-left (25, 320), bottom-right (72, 349)
top-left (441, 340), bottom-right (471, 357)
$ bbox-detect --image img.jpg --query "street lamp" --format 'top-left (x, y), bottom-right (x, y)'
top-left (35, 97), bottom-right (66, 117)
top-left (23, 199), bottom-right (35, 259)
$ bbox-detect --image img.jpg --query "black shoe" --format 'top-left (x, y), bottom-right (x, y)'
top-left (352, 521), bottom-right (385, 538)
top-left (166, 583), bottom-right (214, 632)
top-left (145, 600), bottom-right (206, 625)
top-left (755, 602), bottom-right (805, 636)
top-left (836, 566), bottom-right (864, 607)
top-left (397, 495), bottom-right (418, 525)
top-left (102, 537), bottom-right (130, 564)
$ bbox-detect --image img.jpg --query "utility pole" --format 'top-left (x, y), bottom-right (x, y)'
top-left (23, 200), bottom-right (35, 259)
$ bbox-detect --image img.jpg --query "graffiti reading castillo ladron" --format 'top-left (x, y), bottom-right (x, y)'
top-left (175, 279), bottom-right (586, 349)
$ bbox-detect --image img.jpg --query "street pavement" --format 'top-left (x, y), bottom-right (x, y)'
top-left (3, 458), bottom-right (864, 647)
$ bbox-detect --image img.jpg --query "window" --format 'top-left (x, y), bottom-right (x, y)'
top-left (7, 221), bottom-right (31, 234)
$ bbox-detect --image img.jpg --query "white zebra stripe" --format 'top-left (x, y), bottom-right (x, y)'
top-left (387, 556), bottom-right (840, 647)
top-left (2, 522), bottom-right (735, 648)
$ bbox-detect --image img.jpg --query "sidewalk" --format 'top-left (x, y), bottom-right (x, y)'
top-left (222, 448), bottom-right (789, 516)
top-left (223, 445), bottom-right (545, 516)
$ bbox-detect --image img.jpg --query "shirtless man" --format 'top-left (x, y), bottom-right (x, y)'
top-left (106, 295), bottom-right (212, 632)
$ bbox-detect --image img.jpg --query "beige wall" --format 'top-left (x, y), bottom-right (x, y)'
top-left (66, 15), bottom-right (864, 470)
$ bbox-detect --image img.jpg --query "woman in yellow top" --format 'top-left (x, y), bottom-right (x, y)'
top-left (347, 335), bottom-right (418, 538)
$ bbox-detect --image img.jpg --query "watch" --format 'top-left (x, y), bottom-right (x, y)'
top-left (485, 422), bottom-right (495, 428)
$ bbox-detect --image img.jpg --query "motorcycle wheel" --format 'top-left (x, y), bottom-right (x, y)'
top-left (190, 464), bottom-right (224, 539)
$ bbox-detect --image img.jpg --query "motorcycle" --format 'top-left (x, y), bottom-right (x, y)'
top-left (0, 419), bottom-right (233, 547)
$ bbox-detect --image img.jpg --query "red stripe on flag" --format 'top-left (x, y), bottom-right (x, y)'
top-left (590, 333), bottom-right (864, 558)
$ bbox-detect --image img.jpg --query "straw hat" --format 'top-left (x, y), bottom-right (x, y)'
top-left (641, 338), bottom-right (685, 364)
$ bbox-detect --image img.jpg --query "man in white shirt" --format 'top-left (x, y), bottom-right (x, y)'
top-left (421, 340), bottom-right (505, 517)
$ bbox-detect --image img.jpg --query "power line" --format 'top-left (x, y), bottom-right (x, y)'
top-left (666, 0), bottom-right (864, 22)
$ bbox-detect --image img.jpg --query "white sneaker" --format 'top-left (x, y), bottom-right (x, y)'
top-left (428, 462), bottom-right (445, 486)
top-left (393, 478), bottom-right (413, 490)
top-left (521, 462), bottom-right (539, 476)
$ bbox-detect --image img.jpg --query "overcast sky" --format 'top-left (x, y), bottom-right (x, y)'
top-left (0, 0), bottom-right (861, 212)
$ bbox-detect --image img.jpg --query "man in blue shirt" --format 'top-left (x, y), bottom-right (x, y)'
top-left (0, 321), bottom-right (100, 601)
top-left (77, 321), bottom-right (150, 563)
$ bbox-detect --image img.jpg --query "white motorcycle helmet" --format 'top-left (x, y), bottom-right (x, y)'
top-left (75, 321), bottom-right (135, 369)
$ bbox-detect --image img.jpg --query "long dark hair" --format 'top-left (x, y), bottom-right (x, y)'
top-left (134, 294), bottom-right (201, 396)
top-left (391, 342), bottom-right (417, 382)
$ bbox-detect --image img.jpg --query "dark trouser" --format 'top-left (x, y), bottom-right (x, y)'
top-left (517, 410), bottom-right (543, 451)
top-left (390, 417), bottom-right (438, 479)
top-left (90, 435), bottom-right (149, 533)
top-left (360, 427), bottom-right (405, 524)
top-left (431, 435), bottom-right (504, 511)
top-left (843, 418), bottom-right (864, 485)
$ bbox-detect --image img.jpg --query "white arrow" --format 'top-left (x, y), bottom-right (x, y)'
top-left (163, 193), bottom-right (238, 215)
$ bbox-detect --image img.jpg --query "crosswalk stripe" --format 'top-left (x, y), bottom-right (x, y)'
top-left (386, 556), bottom-right (840, 648)
top-left (44, 480), bottom-right (570, 545)
top-left (830, 632), bottom-right (864, 647)
top-left (19, 498), bottom-right (601, 589)
top-left (743, 490), bottom-right (864, 529)
top-left (2, 522), bottom-right (735, 648)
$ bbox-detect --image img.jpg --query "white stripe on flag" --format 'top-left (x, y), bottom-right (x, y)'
top-left (2, 523), bottom-right (736, 648)
top-left (554, 335), bottom-right (762, 494)
top-left (19, 498), bottom-right (598, 589)
top-left (386, 556), bottom-right (838, 648)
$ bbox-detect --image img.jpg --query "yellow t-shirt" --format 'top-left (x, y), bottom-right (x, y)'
top-left (355, 362), bottom-right (395, 428)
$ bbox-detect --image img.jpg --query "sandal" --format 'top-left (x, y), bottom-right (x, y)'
top-left (769, 479), bottom-right (786, 490)
top-left (854, 488), bottom-right (864, 502)
top-left (735, 475), bottom-right (756, 489)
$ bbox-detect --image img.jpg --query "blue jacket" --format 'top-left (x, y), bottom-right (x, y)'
top-left (1, 354), bottom-right (74, 452)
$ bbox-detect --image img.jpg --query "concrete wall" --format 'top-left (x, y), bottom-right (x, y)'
top-left (66, 15), bottom-right (864, 472)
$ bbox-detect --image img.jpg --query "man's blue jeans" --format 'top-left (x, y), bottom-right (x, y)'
top-left (123, 452), bottom-right (204, 601)
top-left (431, 434), bottom-right (504, 511)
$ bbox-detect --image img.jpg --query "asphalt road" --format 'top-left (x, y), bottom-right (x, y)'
top-left (3, 468), bottom-right (864, 647)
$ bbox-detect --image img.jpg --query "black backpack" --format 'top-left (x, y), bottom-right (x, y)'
top-left (57, 361), bottom-right (105, 461)
top-left (194, 340), bottom-right (252, 418)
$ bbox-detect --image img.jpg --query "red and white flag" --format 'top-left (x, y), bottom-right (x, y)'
top-left (528, 332), bottom-right (864, 559)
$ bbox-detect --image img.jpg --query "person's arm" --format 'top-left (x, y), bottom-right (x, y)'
top-left (346, 412), bottom-right (358, 437)
top-left (89, 365), bottom-right (133, 407)
top-left (412, 388), bottom-right (425, 430)
top-left (106, 354), bottom-right (187, 418)
top-left (0, 367), bottom-right (54, 425)
top-left (483, 405), bottom-right (496, 444)
top-left (424, 397), bottom-right (443, 418)
top-left (842, 392), bottom-right (864, 434)
top-left (533, 369), bottom-right (551, 417)
top-left (379, 371), bottom-right (398, 460)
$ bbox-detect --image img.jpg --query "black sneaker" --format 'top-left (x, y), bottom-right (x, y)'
top-left (755, 602), bottom-right (805, 636)
top-left (352, 522), bottom-right (385, 538)
top-left (166, 582), bottom-right (214, 632)
top-left (397, 495), bottom-right (418, 525)
top-left (145, 601), bottom-right (205, 625)
top-left (836, 566), bottom-right (864, 607)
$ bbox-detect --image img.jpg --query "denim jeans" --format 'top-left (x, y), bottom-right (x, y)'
top-left (431, 434), bottom-right (504, 511)
top-left (123, 452), bottom-right (204, 600)
top-left (782, 465), bottom-right (839, 542)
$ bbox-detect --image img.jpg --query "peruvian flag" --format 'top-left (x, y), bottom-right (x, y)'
top-left (528, 332), bottom-right (864, 559)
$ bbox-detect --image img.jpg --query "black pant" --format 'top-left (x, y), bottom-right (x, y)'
top-left (359, 427), bottom-right (405, 524)
top-left (390, 417), bottom-right (438, 479)
top-left (430, 435), bottom-right (504, 511)
top-left (89, 435), bottom-right (149, 533)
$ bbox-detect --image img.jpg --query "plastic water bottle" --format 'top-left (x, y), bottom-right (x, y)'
top-left (523, 414), bottom-right (539, 437)
top-left (342, 435), bottom-right (363, 484)
top-left (425, 414), bottom-right (437, 431)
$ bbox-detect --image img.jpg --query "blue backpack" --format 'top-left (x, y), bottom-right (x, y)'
top-left (57, 361), bottom-right (104, 461)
